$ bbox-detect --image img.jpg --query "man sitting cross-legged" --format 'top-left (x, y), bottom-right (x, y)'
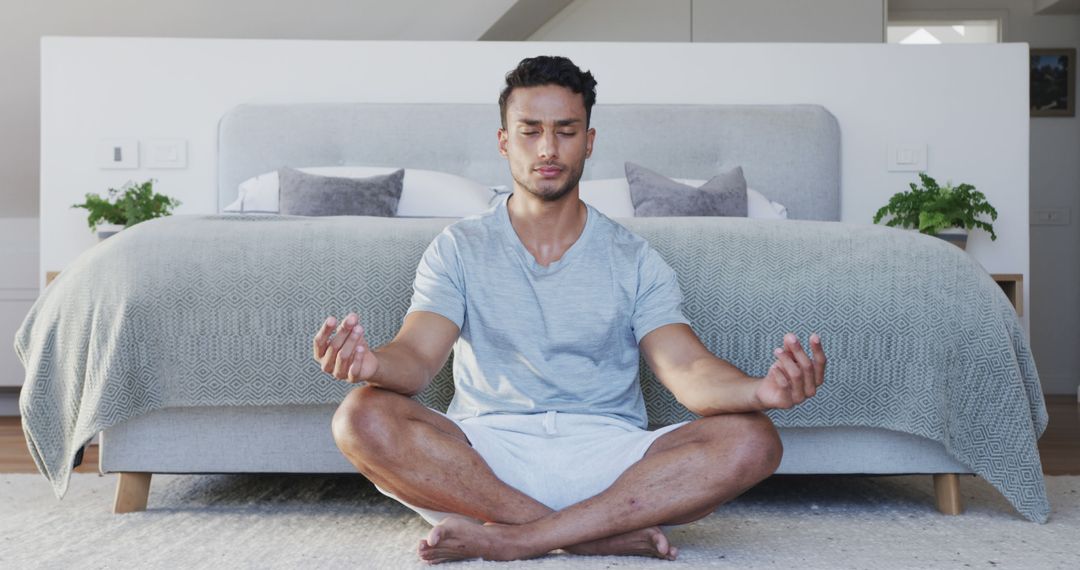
top-left (313, 55), bottom-right (827, 564)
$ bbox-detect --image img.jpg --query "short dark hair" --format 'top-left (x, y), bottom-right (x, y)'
top-left (499, 56), bottom-right (598, 129)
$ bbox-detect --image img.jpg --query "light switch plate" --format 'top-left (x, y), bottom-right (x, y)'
top-left (887, 143), bottom-right (927, 172)
top-left (144, 139), bottom-right (187, 169)
top-left (99, 138), bottom-right (138, 169)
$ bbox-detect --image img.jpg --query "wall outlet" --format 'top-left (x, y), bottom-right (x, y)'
top-left (98, 138), bottom-right (138, 169)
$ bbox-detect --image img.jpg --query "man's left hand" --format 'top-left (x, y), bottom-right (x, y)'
top-left (753, 333), bottom-right (827, 410)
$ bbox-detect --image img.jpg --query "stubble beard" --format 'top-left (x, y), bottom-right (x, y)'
top-left (512, 159), bottom-right (586, 204)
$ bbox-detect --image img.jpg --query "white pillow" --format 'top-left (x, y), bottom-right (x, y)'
top-left (578, 178), bottom-right (636, 217)
top-left (577, 177), bottom-right (788, 220)
top-left (224, 167), bottom-right (495, 217)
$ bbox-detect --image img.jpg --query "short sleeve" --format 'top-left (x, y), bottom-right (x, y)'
top-left (631, 246), bottom-right (690, 344)
top-left (406, 230), bottom-right (466, 329)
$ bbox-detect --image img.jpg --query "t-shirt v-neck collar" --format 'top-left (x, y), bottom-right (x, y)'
top-left (498, 192), bottom-right (594, 275)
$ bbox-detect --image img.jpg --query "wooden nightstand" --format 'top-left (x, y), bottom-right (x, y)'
top-left (991, 274), bottom-right (1023, 316)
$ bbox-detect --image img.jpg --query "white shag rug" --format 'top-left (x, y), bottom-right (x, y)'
top-left (1, 473), bottom-right (1076, 569)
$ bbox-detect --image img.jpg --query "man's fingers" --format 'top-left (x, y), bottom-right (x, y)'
top-left (324, 313), bottom-right (359, 374)
top-left (319, 313), bottom-right (360, 374)
top-left (348, 339), bottom-right (374, 383)
top-left (328, 313), bottom-right (359, 354)
top-left (773, 347), bottom-right (805, 402)
top-left (313, 316), bottom-right (337, 360)
top-left (334, 326), bottom-right (364, 379)
top-left (769, 362), bottom-right (790, 388)
top-left (810, 333), bottom-right (827, 386)
top-left (783, 334), bottom-right (817, 397)
top-left (348, 352), bottom-right (364, 382)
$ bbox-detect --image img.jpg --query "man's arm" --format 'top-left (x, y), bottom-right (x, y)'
top-left (639, 323), bottom-right (826, 415)
top-left (313, 310), bottom-right (459, 397)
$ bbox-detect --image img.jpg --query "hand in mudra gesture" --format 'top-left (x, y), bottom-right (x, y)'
top-left (754, 333), bottom-right (827, 410)
top-left (312, 313), bottom-right (379, 383)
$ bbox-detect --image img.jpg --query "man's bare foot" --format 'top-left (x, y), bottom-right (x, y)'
top-left (417, 517), bottom-right (679, 564)
top-left (418, 516), bottom-right (531, 564)
top-left (564, 526), bottom-right (678, 560)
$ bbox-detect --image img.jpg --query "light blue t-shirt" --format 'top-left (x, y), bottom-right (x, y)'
top-left (406, 193), bottom-right (689, 428)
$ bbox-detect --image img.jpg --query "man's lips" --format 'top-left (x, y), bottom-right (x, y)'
top-left (535, 166), bottom-right (563, 178)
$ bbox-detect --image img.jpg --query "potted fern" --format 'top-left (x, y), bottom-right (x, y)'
top-left (72, 179), bottom-right (182, 241)
top-left (872, 173), bottom-right (997, 250)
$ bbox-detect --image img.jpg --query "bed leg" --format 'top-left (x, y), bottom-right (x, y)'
top-left (113, 472), bottom-right (152, 514)
top-left (933, 473), bottom-right (963, 515)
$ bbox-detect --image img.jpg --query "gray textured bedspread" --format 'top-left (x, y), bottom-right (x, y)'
top-left (14, 214), bottom-right (1048, 521)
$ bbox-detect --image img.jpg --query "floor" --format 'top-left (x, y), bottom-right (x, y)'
top-left (1, 395), bottom-right (1077, 475)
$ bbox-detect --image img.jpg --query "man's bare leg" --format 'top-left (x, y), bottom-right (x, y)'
top-left (331, 386), bottom-right (674, 558)
top-left (418, 411), bottom-right (783, 563)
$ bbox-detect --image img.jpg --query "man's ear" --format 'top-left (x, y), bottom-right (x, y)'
top-left (585, 127), bottom-right (596, 158)
top-left (497, 128), bottom-right (509, 157)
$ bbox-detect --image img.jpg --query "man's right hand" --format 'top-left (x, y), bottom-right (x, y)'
top-left (313, 313), bottom-right (379, 383)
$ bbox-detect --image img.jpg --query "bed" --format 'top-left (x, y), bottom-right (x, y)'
top-left (15, 103), bottom-right (1049, 522)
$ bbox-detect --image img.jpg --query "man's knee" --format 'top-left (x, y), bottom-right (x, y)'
top-left (331, 385), bottom-right (407, 461)
top-left (728, 412), bottom-right (783, 479)
top-left (697, 412), bottom-right (782, 482)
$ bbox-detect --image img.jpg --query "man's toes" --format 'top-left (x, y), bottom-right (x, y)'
top-left (426, 526), bottom-right (445, 547)
top-left (651, 529), bottom-right (670, 556)
top-left (418, 549), bottom-right (441, 563)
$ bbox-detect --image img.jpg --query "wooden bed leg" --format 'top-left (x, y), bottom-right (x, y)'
top-left (113, 472), bottom-right (152, 514)
top-left (933, 473), bottom-right (963, 515)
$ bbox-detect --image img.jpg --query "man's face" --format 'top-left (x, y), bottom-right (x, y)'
top-left (498, 84), bottom-right (595, 203)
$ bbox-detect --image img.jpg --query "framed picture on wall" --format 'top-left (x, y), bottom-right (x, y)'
top-left (1030, 48), bottom-right (1076, 117)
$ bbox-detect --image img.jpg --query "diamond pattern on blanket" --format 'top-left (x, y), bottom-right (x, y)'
top-left (14, 214), bottom-right (1048, 522)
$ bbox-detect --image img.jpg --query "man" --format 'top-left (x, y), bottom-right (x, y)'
top-left (312, 56), bottom-right (826, 564)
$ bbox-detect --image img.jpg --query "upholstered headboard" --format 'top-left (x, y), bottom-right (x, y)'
top-left (217, 103), bottom-right (840, 221)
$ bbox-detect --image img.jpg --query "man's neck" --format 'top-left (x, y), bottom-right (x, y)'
top-left (506, 189), bottom-right (588, 267)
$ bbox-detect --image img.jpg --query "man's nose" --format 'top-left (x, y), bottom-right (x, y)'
top-left (537, 131), bottom-right (558, 160)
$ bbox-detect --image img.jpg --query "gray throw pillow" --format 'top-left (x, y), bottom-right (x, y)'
top-left (625, 162), bottom-right (748, 217)
top-left (278, 167), bottom-right (405, 217)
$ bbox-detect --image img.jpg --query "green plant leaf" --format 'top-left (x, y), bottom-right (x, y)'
top-left (70, 179), bottom-right (181, 233)
top-left (872, 173), bottom-right (997, 240)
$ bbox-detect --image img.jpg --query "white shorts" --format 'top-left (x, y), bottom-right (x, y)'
top-left (375, 410), bottom-right (689, 525)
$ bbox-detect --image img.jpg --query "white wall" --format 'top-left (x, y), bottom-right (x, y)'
top-left (891, 0), bottom-right (1080, 401)
top-left (41, 38), bottom-right (1031, 331)
top-left (531, 0), bottom-right (884, 42)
